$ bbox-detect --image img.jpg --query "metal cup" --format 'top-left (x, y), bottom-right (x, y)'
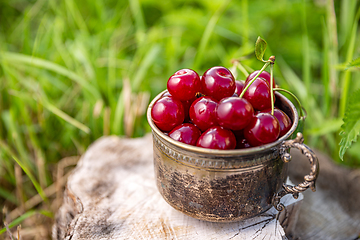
top-left (147, 91), bottom-right (319, 222)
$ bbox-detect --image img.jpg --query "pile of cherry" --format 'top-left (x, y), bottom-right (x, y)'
top-left (151, 66), bottom-right (292, 150)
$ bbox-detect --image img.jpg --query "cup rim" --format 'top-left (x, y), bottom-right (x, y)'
top-left (147, 90), bottom-right (299, 156)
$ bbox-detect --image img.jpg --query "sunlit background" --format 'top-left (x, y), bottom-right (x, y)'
top-left (0, 0), bottom-right (359, 238)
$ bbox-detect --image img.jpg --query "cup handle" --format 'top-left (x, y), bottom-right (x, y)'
top-left (272, 132), bottom-right (320, 211)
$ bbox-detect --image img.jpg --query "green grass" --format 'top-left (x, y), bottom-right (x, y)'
top-left (0, 0), bottom-right (360, 237)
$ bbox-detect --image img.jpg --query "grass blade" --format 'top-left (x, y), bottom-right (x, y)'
top-left (339, 8), bottom-right (360, 117)
top-left (308, 118), bottom-right (343, 136)
top-left (128, 0), bottom-right (146, 34)
top-left (193, 0), bottom-right (231, 69)
top-left (241, 0), bottom-right (249, 47)
top-left (10, 155), bottom-right (48, 202)
top-left (41, 100), bottom-right (91, 134)
top-left (132, 44), bottom-right (161, 91)
top-left (0, 210), bottom-right (52, 234)
top-left (1, 52), bottom-right (101, 99)
top-left (1, 111), bottom-right (33, 172)
top-left (301, 1), bottom-right (311, 93)
top-left (0, 187), bottom-right (18, 204)
top-left (277, 57), bottom-right (324, 128)
top-left (321, 17), bottom-right (331, 116)
top-left (326, 0), bottom-right (339, 102)
top-left (113, 87), bottom-right (125, 135)
top-left (65, 0), bottom-right (89, 35)
top-left (339, 0), bottom-right (357, 47)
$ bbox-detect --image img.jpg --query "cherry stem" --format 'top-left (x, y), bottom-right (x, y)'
top-left (270, 63), bottom-right (275, 115)
top-left (239, 61), bottom-right (270, 98)
top-left (273, 87), bottom-right (305, 117)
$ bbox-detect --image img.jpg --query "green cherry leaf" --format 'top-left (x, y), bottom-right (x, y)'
top-left (339, 89), bottom-right (360, 160)
top-left (255, 36), bottom-right (267, 62)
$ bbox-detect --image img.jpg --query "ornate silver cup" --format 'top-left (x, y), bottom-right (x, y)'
top-left (147, 91), bottom-right (319, 222)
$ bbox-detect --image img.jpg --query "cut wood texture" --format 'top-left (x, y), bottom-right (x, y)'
top-left (53, 134), bottom-right (360, 240)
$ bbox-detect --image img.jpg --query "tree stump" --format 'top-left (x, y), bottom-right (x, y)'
top-left (52, 135), bottom-right (360, 240)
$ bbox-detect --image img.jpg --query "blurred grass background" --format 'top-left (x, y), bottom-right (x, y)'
top-left (0, 0), bottom-right (359, 238)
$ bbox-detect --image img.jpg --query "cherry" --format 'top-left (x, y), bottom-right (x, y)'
top-left (234, 80), bottom-right (245, 96)
top-left (151, 96), bottom-right (185, 132)
top-left (243, 77), bottom-right (274, 111)
top-left (236, 137), bottom-right (252, 149)
top-left (262, 108), bottom-right (292, 137)
top-left (216, 97), bottom-right (254, 131)
top-left (201, 66), bottom-right (236, 101)
top-left (169, 123), bottom-right (201, 146)
top-left (162, 91), bottom-right (195, 122)
top-left (233, 130), bottom-right (252, 149)
top-left (189, 96), bottom-right (218, 132)
top-left (154, 64), bottom-right (292, 149)
top-left (244, 112), bottom-right (280, 147)
top-left (167, 69), bottom-right (201, 101)
top-left (246, 70), bottom-right (276, 88)
top-left (196, 126), bottom-right (236, 150)
top-left (182, 97), bottom-right (197, 122)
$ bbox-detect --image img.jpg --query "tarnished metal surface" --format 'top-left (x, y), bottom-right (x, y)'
top-left (147, 91), bottom-right (318, 222)
top-left (153, 138), bottom-right (287, 222)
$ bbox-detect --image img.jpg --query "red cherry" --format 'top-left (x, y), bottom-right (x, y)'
top-left (182, 97), bottom-right (197, 123)
top-left (236, 137), bottom-right (252, 149)
top-left (189, 96), bottom-right (218, 132)
top-left (246, 70), bottom-right (276, 88)
top-left (201, 66), bottom-right (236, 101)
top-left (243, 78), bottom-right (275, 111)
top-left (196, 126), bottom-right (236, 150)
top-left (151, 96), bottom-right (185, 132)
top-left (169, 123), bottom-right (201, 146)
top-left (233, 130), bottom-right (252, 149)
top-left (233, 129), bottom-right (245, 139)
top-left (162, 91), bottom-right (195, 123)
top-left (262, 108), bottom-right (292, 137)
top-left (234, 80), bottom-right (245, 96)
top-left (167, 69), bottom-right (201, 101)
top-left (244, 113), bottom-right (280, 147)
top-left (216, 97), bottom-right (254, 131)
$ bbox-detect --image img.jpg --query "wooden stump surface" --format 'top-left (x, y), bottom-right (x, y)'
top-left (53, 134), bottom-right (360, 240)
